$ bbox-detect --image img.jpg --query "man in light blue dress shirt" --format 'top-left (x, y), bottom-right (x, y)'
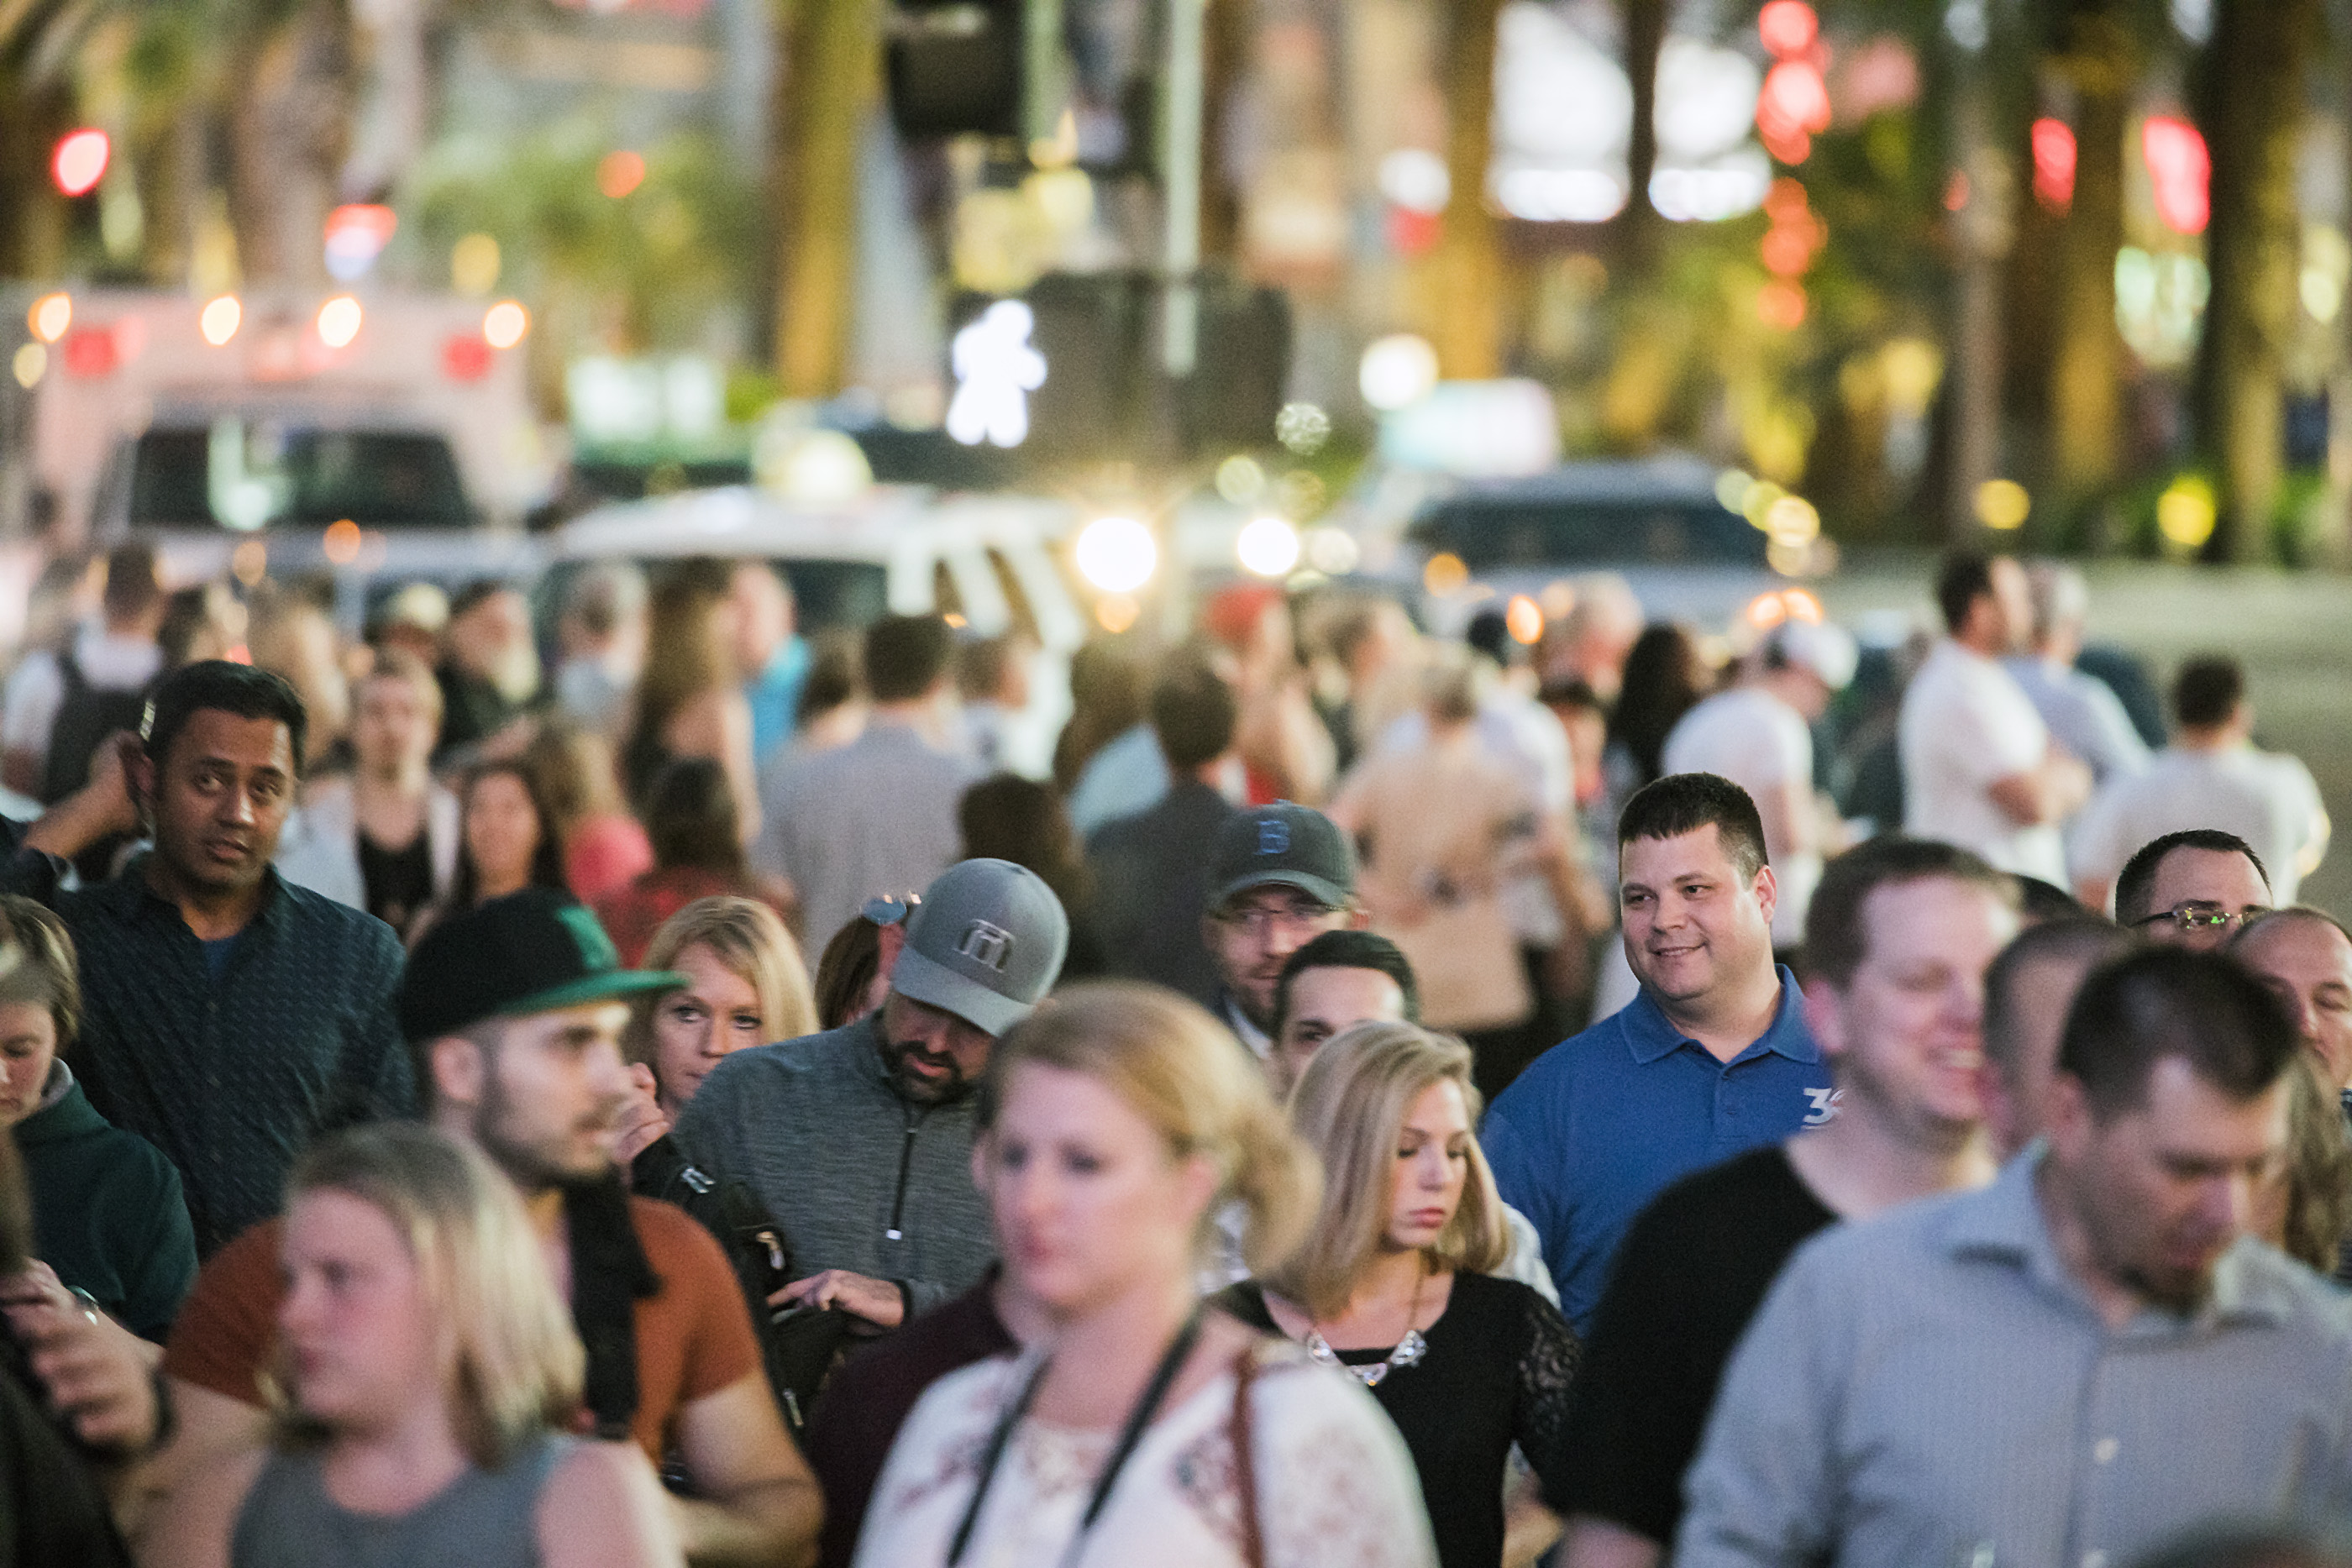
top-left (1679, 948), bottom-right (2352, 1568)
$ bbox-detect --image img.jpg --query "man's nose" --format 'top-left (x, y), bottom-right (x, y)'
top-left (219, 786), bottom-right (257, 825)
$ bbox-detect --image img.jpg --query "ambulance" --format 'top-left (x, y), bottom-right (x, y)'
top-left (1, 286), bottom-right (554, 621)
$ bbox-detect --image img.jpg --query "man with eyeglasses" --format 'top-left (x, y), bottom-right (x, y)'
top-left (2109, 828), bottom-right (2273, 950)
top-left (1200, 802), bottom-right (1364, 1065)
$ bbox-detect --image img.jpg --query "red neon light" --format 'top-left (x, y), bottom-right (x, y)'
top-left (2141, 116), bottom-right (2209, 235)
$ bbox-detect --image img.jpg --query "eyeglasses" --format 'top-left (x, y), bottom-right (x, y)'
top-left (2132, 903), bottom-right (2255, 934)
top-left (1215, 896), bottom-right (1339, 937)
top-left (862, 893), bottom-right (921, 927)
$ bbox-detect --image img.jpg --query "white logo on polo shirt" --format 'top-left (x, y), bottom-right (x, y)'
top-left (1803, 1087), bottom-right (1840, 1125)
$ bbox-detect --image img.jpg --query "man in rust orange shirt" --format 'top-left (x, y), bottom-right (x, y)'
top-left (142, 889), bottom-right (820, 1565)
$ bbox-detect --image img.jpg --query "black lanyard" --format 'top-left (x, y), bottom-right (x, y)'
top-left (946, 1308), bottom-right (1205, 1568)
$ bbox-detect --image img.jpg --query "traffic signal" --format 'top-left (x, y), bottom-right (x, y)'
top-left (945, 270), bottom-right (1291, 461)
top-left (886, 0), bottom-right (1023, 139)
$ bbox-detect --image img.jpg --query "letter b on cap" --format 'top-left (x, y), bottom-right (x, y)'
top-left (1258, 819), bottom-right (1289, 854)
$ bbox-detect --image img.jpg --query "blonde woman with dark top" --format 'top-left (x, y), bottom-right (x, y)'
top-left (149, 1121), bottom-right (680, 1568)
top-left (857, 983), bottom-right (1436, 1568)
top-left (1219, 1022), bottom-right (1580, 1568)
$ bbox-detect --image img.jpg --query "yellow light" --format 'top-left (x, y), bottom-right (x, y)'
top-left (1505, 595), bottom-right (1545, 646)
top-left (11, 343), bottom-right (45, 389)
top-left (317, 295), bottom-right (363, 349)
top-left (1740, 480), bottom-right (1787, 532)
top-left (1540, 579), bottom-right (1578, 618)
top-left (199, 295), bottom-right (241, 346)
top-left (322, 519), bottom-right (364, 564)
top-left (1236, 516), bottom-right (1301, 578)
top-left (231, 540), bottom-right (269, 586)
top-left (1423, 552), bottom-right (1470, 595)
top-left (29, 292), bottom-right (70, 343)
top-left (2156, 475), bottom-right (2218, 549)
top-left (451, 233), bottom-right (501, 296)
top-left (1767, 539), bottom-right (1814, 576)
top-left (1764, 494), bottom-right (1820, 547)
top-left (1215, 454), bottom-right (1266, 505)
top-left (1714, 469), bottom-right (1755, 513)
top-left (1975, 478), bottom-right (2030, 531)
top-left (1095, 594), bottom-right (1141, 634)
top-left (482, 300), bottom-right (529, 349)
top-left (1074, 516), bottom-right (1157, 594)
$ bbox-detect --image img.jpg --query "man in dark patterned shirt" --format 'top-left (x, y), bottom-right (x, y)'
top-left (55, 662), bottom-right (407, 1256)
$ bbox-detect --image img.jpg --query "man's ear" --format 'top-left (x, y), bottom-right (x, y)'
top-left (428, 1033), bottom-right (486, 1112)
top-left (125, 743), bottom-right (156, 816)
top-left (1343, 905), bottom-right (1370, 931)
top-left (1751, 863), bottom-right (1780, 931)
top-left (2044, 1070), bottom-right (2093, 1160)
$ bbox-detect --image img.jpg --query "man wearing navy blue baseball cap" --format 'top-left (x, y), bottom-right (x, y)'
top-left (1201, 802), bottom-right (1364, 1064)
top-left (675, 857), bottom-right (1069, 1337)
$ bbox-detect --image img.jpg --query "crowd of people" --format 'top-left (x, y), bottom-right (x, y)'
top-left (0, 535), bottom-right (2348, 1568)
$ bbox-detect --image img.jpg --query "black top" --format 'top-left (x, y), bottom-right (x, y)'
top-left (56, 861), bottom-right (410, 1256)
top-left (1216, 1272), bottom-right (1580, 1568)
top-left (1084, 779), bottom-right (1237, 1010)
top-left (0, 1333), bottom-right (133, 1568)
top-left (356, 828), bottom-right (435, 940)
top-left (1556, 1143), bottom-right (1837, 1548)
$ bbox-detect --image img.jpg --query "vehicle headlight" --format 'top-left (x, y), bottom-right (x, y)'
top-left (1075, 516), bottom-right (1157, 594)
top-left (1235, 516), bottom-right (1300, 578)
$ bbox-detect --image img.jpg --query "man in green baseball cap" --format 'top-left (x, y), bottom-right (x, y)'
top-left (148, 889), bottom-right (822, 1565)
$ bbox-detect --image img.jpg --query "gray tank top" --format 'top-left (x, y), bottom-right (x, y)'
top-left (230, 1430), bottom-right (576, 1568)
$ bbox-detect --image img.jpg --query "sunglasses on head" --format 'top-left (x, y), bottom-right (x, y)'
top-left (863, 893), bottom-right (921, 927)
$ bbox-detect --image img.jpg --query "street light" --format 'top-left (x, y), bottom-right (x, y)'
top-left (51, 130), bottom-right (108, 197)
top-left (1074, 516), bottom-right (1156, 594)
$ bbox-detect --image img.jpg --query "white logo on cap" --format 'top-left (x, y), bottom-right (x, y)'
top-left (958, 920), bottom-right (1015, 972)
top-left (1259, 819), bottom-right (1289, 854)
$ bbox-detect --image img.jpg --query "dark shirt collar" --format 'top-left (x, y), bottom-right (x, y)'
top-left (105, 852), bottom-right (290, 940)
top-left (1619, 964), bottom-right (1816, 1067)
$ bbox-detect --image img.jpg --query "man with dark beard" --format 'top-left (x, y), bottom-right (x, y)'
top-left (144, 889), bottom-right (822, 1567)
top-left (676, 857), bottom-right (1068, 1335)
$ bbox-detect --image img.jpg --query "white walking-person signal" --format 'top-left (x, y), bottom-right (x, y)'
top-left (947, 300), bottom-right (1047, 448)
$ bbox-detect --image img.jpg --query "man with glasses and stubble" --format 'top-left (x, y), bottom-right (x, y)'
top-left (2108, 829), bottom-right (2275, 949)
top-left (1200, 803), bottom-right (1366, 1065)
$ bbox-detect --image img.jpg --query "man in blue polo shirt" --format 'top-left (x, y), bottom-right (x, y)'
top-left (1484, 771), bottom-right (1829, 1332)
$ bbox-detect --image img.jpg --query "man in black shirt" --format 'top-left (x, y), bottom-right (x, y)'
top-left (1557, 837), bottom-right (2021, 1568)
top-left (55, 663), bottom-right (407, 1256)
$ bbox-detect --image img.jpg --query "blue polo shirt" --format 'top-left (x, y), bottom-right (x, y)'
top-left (1483, 967), bottom-right (1828, 1335)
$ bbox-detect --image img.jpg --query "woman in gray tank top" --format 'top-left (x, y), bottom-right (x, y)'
top-left (145, 1124), bottom-right (682, 1568)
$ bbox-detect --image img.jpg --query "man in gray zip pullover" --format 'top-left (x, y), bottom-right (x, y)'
top-left (675, 857), bottom-right (1069, 1331)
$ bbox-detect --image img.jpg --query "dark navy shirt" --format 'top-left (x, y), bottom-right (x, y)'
top-left (57, 859), bottom-right (409, 1256)
top-left (1482, 967), bottom-right (1827, 1334)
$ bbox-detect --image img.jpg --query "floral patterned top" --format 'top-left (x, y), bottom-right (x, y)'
top-left (853, 1337), bottom-right (1439, 1568)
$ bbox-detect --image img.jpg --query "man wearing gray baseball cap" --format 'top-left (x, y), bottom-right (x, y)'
top-left (675, 857), bottom-right (1068, 1340)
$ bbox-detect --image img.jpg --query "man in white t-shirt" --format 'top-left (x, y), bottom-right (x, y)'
top-left (1664, 618), bottom-right (1857, 947)
top-left (2072, 655), bottom-right (2330, 910)
top-left (1898, 554), bottom-right (2092, 884)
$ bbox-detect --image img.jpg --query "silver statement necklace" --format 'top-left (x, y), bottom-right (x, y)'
top-left (1304, 1256), bottom-right (1427, 1387)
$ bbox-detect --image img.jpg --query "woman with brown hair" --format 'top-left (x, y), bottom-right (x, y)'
top-left (1219, 1022), bottom-right (1579, 1568)
top-left (622, 560), bottom-right (759, 846)
top-left (857, 982), bottom-right (1435, 1568)
top-left (404, 759), bottom-right (566, 947)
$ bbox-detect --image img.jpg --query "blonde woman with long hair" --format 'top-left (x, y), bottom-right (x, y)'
top-left (149, 1121), bottom-right (681, 1568)
top-left (1218, 1022), bottom-right (1580, 1568)
top-left (856, 983), bottom-right (1436, 1568)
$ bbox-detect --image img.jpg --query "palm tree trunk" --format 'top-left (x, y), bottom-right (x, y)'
top-left (2050, 10), bottom-right (2129, 506)
top-left (1430, 0), bottom-right (1501, 377)
top-left (772, 0), bottom-right (881, 397)
top-left (2195, 0), bottom-right (2318, 562)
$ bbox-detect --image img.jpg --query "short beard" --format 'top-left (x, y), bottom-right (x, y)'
top-left (883, 1040), bottom-right (971, 1105)
top-left (472, 1056), bottom-right (616, 1192)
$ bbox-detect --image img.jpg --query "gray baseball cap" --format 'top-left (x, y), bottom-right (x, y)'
top-left (889, 858), bottom-right (1070, 1036)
